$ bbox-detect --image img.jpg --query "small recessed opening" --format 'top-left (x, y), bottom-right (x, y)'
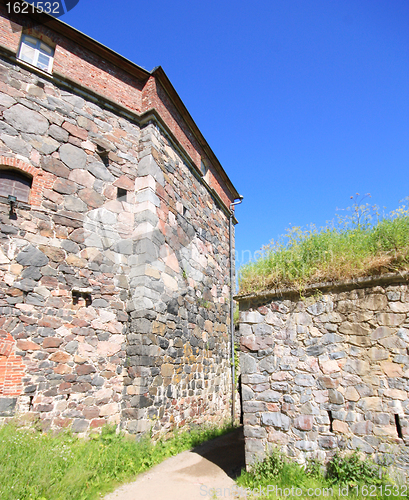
top-left (328, 410), bottom-right (334, 432)
top-left (72, 290), bottom-right (92, 307)
top-left (183, 206), bottom-right (188, 216)
top-left (395, 414), bottom-right (403, 439)
top-left (117, 188), bottom-right (127, 202)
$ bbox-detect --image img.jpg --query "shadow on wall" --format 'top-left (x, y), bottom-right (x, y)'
top-left (189, 427), bottom-right (245, 479)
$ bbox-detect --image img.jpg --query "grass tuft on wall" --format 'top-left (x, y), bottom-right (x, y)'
top-left (239, 196), bottom-right (409, 295)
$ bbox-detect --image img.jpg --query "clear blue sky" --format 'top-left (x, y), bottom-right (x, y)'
top-left (60, 0), bottom-right (409, 270)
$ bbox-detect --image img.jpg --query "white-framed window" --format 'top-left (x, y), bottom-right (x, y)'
top-left (18, 34), bottom-right (54, 73)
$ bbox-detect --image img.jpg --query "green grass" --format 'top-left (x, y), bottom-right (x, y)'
top-left (0, 420), bottom-right (235, 500)
top-left (236, 448), bottom-right (407, 499)
top-left (239, 196), bottom-right (409, 295)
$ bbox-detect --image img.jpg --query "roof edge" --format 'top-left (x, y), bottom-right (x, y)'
top-left (152, 66), bottom-right (240, 200)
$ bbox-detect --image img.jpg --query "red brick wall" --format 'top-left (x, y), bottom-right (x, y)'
top-left (0, 330), bottom-right (25, 397)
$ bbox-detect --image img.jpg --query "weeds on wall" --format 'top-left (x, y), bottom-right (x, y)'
top-left (237, 448), bottom-right (401, 499)
top-left (0, 420), bottom-right (235, 500)
top-left (239, 196), bottom-right (409, 295)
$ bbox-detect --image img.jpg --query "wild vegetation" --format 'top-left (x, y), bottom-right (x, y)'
top-left (239, 195), bottom-right (409, 295)
top-left (237, 447), bottom-right (405, 499)
top-left (0, 420), bottom-right (234, 500)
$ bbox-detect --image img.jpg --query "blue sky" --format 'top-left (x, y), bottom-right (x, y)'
top-left (60, 0), bottom-right (409, 270)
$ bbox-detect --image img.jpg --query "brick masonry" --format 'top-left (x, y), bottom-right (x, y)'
top-left (237, 277), bottom-right (409, 475)
top-left (0, 7), bottom-right (237, 434)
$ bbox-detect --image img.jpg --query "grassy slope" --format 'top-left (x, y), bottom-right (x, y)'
top-left (239, 199), bottom-right (409, 295)
top-left (0, 421), bottom-right (234, 500)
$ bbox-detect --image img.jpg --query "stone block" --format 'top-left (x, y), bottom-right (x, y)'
top-left (241, 373), bottom-right (269, 384)
top-left (240, 311), bottom-right (264, 324)
top-left (380, 361), bottom-right (403, 378)
top-left (389, 302), bottom-right (409, 313)
top-left (344, 386), bottom-right (360, 402)
top-left (368, 347), bottom-right (389, 361)
top-left (319, 359), bottom-right (340, 374)
top-left (258, 355), bottom-right (278, 373)
top-left (295, 440), bottom-right (317, 451)
top-left (379, 336), bottom-right (406, 350)
top-left (88, 161), bottom-right (114, 182)
top-left (59, 143), bottom-right (87, 169)
top-left (4, 103), bottom-right (49, 134)
top-left (294, 374), bottom-right (315, 387)
top-left (16, 339), bottom-right (40, 351)
top-left (319, 376), bottom-right (340, 389)
top-left (351, 420), bottom-right (373, 435)
top-left (328, 389), bottom-right (344, 405)
top-left (339, 322), bottom-right (370, 336)
top-left (360, 397), bottom-right (383, 412)
top-left (240, 353), bottom-right (258, 374)
top-left (99, 403), bottom-right (119, 416)
top-left (383, 388), bottom-right (407, 400)
top-left (161, 364), bottom-right (174, 377)
top-left (376, 313), bottom-right (405, 327)
top-left (351, 437), bottom-right (374, 453)
top-left (360, 294), bottom-right (388, 311)
top-left (318, 436), bottom-right (337, 449)
top-left (259, 390), bottom-right (281, 402)
top-left (244, 426), bottom-right (267, 439)
top-left (16, 245), bottom-right (49, 267)
top-left (333, 420), bottom-right (349, 433)
top-left (253, 323), bottom-right (273, 336)
top-left (72, 419), bottom-right (89, 433)
top-left (243, 401), bottom-right (266, 413)
top-left (246, 438), bottom-right (266, 454)
top-left (0, 398), bottom-right (17, 416)
top-left (294, 415), bottom-right (314, 431)
top-left (343, 359), bottom-right (370, 376)
top-left (261, 412), bottom-right (290, 430)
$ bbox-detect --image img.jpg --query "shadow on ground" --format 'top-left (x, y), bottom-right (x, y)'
top-left (192, 426), bottom-right (245, 479)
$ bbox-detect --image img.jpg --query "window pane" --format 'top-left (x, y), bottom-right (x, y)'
top-left (39, 42), bottom-right (53, 55)
top-left (37, 53), bottom-right (51, 71)
top-left (19, 44), bottom-right (36, 65)
top-left (23, 35), bottom-right (38, 48)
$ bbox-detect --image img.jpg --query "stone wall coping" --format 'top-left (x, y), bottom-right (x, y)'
top-left (234, 271), bottom-right (409, 303)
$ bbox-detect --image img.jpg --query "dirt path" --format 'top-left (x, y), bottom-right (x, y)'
top-left (104, 427), bottom-right (246, 500)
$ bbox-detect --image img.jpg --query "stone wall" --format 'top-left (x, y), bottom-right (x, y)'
top-left (0, 43), bottom-right (233, 434)
top-left (237, 276), bottom-right (409, 474)
top-left (121, 113), bottom-right (232, 435)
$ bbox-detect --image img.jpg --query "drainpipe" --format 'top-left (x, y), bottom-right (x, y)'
top-left (229, 195), bottom-right (243, 424)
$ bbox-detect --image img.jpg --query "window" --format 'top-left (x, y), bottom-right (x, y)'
top-left (0, 170), bottom-right (32, 203)
top-left (18, 34), bottom-right (54, 73)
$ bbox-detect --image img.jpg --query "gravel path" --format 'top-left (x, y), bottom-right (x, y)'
top-left (104, 427), bottom-right (245, 500)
